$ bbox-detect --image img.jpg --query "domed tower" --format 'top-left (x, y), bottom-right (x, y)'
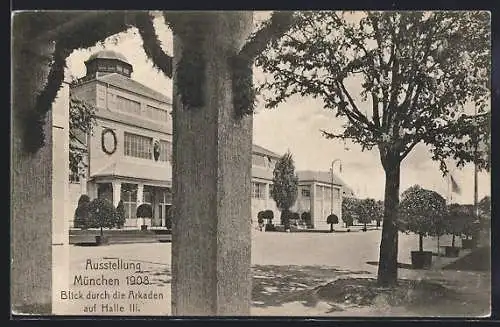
top-left (83, 50), bottom-right (133, 79)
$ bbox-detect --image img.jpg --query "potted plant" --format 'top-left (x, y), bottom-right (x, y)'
top-left (444, 204), bottom-right (471, 257)
top-left (257, 211), bottom-right (265, 231)
top-left (263, 209), bottom-right (275, 231)
top-left (88, 198), bottom-right (118, 245)
top-left (358, 198), bottom-right (378, 232)
top-left (301, 211), bottom-right (311, 228)
top-left (136, 203), bottom-right (153, 231)
top-left (326, 214), bottom-right (339, 232)
top-left (461, 205), bottom-right (479, 249)
top-left (398, 185), bottom-right (447, 269)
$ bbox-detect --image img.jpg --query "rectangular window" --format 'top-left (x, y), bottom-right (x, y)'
top-left (334, 188), bottom-right (341, 199)
top-left (124, 132), bottom-right (153, 159)
top-left (324, 187), bottom-right (332, 201)
top-left (301, 188), bottom-right (311, 197)
top-left (146, 105), bottom-right (169, 122)
top-left (159, 140), bottom-right (172, 162)
top-left (252, 182), bottom-right (266, 199)
top-left (316, 185), bottom-right (323, 198)
top-left (121, 183), bottom-right (138, 219)
top-left (252, 154), bottom-right (267, 167)
top-left (116, 95), bottom-right (141, 115)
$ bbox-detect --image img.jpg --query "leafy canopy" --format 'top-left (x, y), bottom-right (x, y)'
top-left (87, 198), bottom-right (119, 230)
top-left (271, 151), bottom-right (299, 211)
top-left (256, 11), bottom-right (490, 172)
top-left (398, 185), bottom-right (447, 236)
top-left (445, 203), bottom-right (475, 235)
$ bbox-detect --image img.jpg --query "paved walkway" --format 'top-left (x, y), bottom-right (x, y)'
top-left (52, 230), bottom-right (490, 317)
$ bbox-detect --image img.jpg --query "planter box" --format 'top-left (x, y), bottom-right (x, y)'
top-left (95, 235), bottom-right (109, 246)
top-left (462, 238), bottom-right (475, 249)
top-left (264, 224), bottom-right (276, 232)
top-left (444, 246), bottom-right (460, 258)
top-left (411, 251), bottom-right (433, 269)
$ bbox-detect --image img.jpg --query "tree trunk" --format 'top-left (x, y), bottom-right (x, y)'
top-left (100, 226), bottom-right (103, 237)
top-left (330, 224), bottom-right (333, 232)
top-left (452, 234), bottom-right (456, 248)
top-left (377, 159), bottom-right (401, 287)
top-left (419, 233), bottom-right (423, 252)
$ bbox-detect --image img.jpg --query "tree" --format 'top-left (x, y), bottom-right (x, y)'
top-left (87, 198), bottom-right (118, 237)
top-left (115, 200), bottom-right (126, 229)
top-left (342, 197), bottom-right (358, 228)
top-left (326, 214), bottom-right (339, 232)
top-left (256, 11), bottom-right (490, 286)
top-left (375, 200), bottom-right (384, 228)
top-left (446, 203), bottom-right (474, 248)
top-left (398, 185), bottom-right (447, 252)
top-left (358, 198), bottom-right (378, 231)
top-left (271, 151), bottom-right (299, 226)
top-left (479, 196), bottom-right (491, 219)
top-left (69, 96), bottom-right (97, 178)
top-left (74, 194), bottom-right (90, 229)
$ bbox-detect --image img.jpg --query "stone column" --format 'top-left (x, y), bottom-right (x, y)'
top-left (51, 74), bottom-right (71, 315)
top-left (310, 183), bottom-right (317, 229)
top-left (112, 181), bottom-right (121, 207)
top-left (136, 183), bottom-right (144, 227)
top-left (11, 21), bottom-right (55, 314)
top-left (172, 12), bottom-right (253, 316)
top-left (137, 183), bottom-right (144, 205)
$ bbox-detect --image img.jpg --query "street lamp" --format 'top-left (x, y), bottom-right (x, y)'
top-left (330, 159), bottom-right (342, 214)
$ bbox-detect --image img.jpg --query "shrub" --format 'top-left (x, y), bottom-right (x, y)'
top-left (257, 211), bottom-right (265, 225)
top-left (263, 210), bottom-right (274, 224)
top-left (136, 203), bottom-right (153, 218)
top-left (115, 200), bottom-right (126, 229)
top-left (74, 195), bottom-right (91, 229)
top-left (87, 198), bottom-right (118, 236)
top-left (326, 214), bottom-right (339, 232)
top-left (301, 211), bottom-right (311, 227)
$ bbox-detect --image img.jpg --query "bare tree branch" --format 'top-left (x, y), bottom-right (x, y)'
top-left (338, 81), bottom-right (376, 130)
top-left (400, 139), bottom-right (420, 160)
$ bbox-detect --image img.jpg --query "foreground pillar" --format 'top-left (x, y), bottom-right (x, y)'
top-left (171, 12), bottom-right (253, 315)
top-left (11, 20), bottom-right (55, 314)
top-left (51, 74), bottom-right (71, 315)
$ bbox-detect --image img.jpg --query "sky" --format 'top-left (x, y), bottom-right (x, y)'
top-left (65, 12), bottom-right (491, 203)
